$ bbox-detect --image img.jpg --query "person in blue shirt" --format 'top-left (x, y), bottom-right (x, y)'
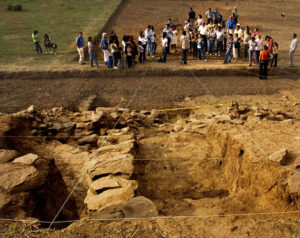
top-left (100, 32), bottom-right (110, 65)
top-left (76, 32), bottom-right (85, 64)
top-left (213, 8), bottom-right (220, 25)
top-left (226, 16), bottom-right (236, 34)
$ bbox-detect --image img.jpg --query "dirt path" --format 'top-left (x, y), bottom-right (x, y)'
top-left (0, 75), bottom-right (299, 113)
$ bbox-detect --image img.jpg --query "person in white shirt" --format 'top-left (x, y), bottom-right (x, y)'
top-left (289, 33), bottom-right (298, 67)
top-left (145, 25), bottom-right (153, 56)
top-left (170, 26), bottom-right (178, 53)
top-left (233, 23), bottom-right (243, 57)
top-left (138, 31), bottom-right (147, 61)
top-left (199, 22), bottom-right (208, 52)
top-left (180, 31), bottom-right (190, 64)
top-left (248, 36), bottom-right (258, 66)
top-left (205, 8), bottom-right (213, 24)
top-left (255, 34), bottom-right (263, 62)
top-left (163, 24), bottom-right (173, 54)
top-left (216, 26), bottom-right (224, 56)
top-left (161, 32), bottom-right (168, 62)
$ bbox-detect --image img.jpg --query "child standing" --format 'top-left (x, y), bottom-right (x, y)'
top-left (197, 35), bottom-right (207, 61)
top-left (271, 42), bottom-right (278, 67)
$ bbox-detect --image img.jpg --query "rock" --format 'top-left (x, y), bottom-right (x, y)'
top-left (111, 112), bottom-right (119, 119)
top-left (0, 149), bottom-right (19, 163)
top-left (91, 111), bottom-right (103, 122)
top-left (269, 149), bottom-right (292, 165)
top-left (26, 105), bottom-right (36, 114)
top-left (76, 123), bottom-right (85, 129)
top-left (288, 174), bottom-right (300, 196)
top-left (63, 122), bottom-right (75, 130)
top-left (122, 196), bottom-right (158, 218)
top-left (97, 140), bottom-right (135, 154)
top-left (0, 163), bottom-right (45, 193)
top-left (78, 134), bottom-right (98, 145)
top-left (13, 153), bottom-right (39, 165)
top-left (0, 193), bottom-right (11, 210)
top-left (84, 180), bottom-right (137, 211)
top-left (91, 201), bottom-right (125, 219)
top-left (88, 154), bottom-right (134, 179)
top-left (97, 134), bottom-right (134, 146)
top-left (90, 175), bottom-right (132, 191)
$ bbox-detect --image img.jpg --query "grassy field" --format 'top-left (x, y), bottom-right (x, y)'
top-left (0, 0), bottom-right (121, 66)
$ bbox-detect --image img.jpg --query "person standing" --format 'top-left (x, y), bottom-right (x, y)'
top-left (232, 33), bottom-right (240, 62)
top-left (234, 23), bottom-right (243, 56)
top-left (205, 8), bottom-right (214, 24)
top-left (227, 16), bottom-right (236, 35)
top-left (109, 30), bottom-right (119, 47)
top-left (87, 36), bottom-right (99, 68)
top-left (151, 27), bottom-right (157, 55)
top-left (259, 45), bottom-right (269, 79)
top-left (110, 38), bottom-right (119, 69)
top-left (76, 32), bottom-right (84, 64)
top-left (216, 26), bottom-right (224, 56)
top-left (207, 26), bottom-right (216, 55)
top-left (271, 42), bottom-right (278, 68)
top-left (255, 34), bottom-right (263, 62)
top-left (248, 36), bottom-right (258, 66)
top-left (232, 7), bottom-right (239, 23)
top-left (223, 34), bottom-right (233, 64)
top-left (180, 31), bottom-right (190, 64)
top-left (213, 8), bottom-right (220, 25)
top-left (199, 22), bottom-right (208, 52)
top-left (138, 41), bottom-right (144, 63)
top-left (101, 32), bottom-right (110, 65)
top-left (197, 34), bottom-right (207, 61)
top-left (188, 7), bottom-right (196, 29)
top-left (196, 15), bottom-right (204, 28)
top-left (145, 25), bottom-right (153, 56)
top-left (170, 26), bottom-right (178, 53)
top-left (243, 26), bottom-right (251, 59)
top-left (161, 32), bottom-right (168, 63)
top-left (138, 31), bottom-right (147, 61)
top-left (32, 30), bottom-right (43, 54)
top-left (289, 33), bottom-right (298, 67)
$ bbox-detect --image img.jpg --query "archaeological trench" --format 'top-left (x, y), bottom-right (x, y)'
top-left (0, 91), bottom-right (299, 230)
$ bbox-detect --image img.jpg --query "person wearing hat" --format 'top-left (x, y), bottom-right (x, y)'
top-left (76, 32), bottom-right (84, 64)
top-left (100, 32), bottom-right (110, 64)
top-left (289, 33), bottom-right (298, 67)
top-left (234, 23), bottom-right (243, 56)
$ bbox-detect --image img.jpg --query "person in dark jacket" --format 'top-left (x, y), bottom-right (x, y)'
top-left (109, 30), bottom-right (119, 47)
top-left (188, 7), bottom-right (196, 29)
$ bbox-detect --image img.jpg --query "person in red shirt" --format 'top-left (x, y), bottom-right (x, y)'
top-left (265, 35), bottom-right (274, 54)
top-left (259, 45), bottom-right (269, 79)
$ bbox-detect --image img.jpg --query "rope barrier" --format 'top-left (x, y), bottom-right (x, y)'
top-left (0, 210), bottom-right (299, 225)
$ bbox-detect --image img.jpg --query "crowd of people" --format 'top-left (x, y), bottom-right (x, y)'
top-left (33, 6), bottom-right (298, 79)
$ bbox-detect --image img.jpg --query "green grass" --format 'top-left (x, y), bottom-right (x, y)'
top-left (0, 0), bottom-right (121, 66)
